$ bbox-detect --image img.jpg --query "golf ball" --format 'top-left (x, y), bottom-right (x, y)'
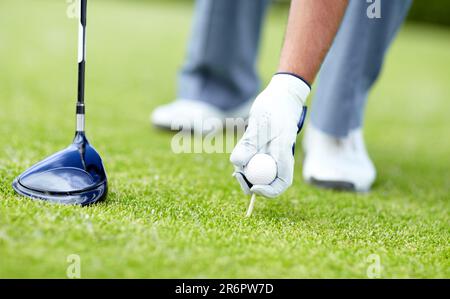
top-left (244, 154), bottom-right (277, 185)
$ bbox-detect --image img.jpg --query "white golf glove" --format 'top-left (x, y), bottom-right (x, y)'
top-left (230, 73), bottom-right (310, 198)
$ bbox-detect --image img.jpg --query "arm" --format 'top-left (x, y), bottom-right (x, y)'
top-left (279, 0), bottom-right (349, 84)
top-left (230, 0), bottom-right (349, 198)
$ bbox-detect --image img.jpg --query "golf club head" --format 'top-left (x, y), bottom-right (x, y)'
top-left (12, 132), bottom-right (107, 206)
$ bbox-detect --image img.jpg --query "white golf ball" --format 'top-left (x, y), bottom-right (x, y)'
top-left (244, 154), bottom-right (277, 185)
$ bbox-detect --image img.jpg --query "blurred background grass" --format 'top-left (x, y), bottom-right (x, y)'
top-left (406, 0), bottom-right (450, 26)
top-left (0, 0), bottom-right (448, 278)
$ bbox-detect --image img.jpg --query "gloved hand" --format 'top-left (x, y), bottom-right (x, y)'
top-left (230, 73), bottom-right (310, 198)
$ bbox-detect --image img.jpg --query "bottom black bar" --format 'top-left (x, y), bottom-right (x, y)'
top-left (0, 279), bottom-right (445, 297)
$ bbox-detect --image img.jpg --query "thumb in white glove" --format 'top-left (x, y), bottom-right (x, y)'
top-left (230, 73), bottom-right (310, 198)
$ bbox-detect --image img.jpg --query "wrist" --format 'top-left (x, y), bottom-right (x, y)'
top-left (269, 73), bottom-right (311, 106)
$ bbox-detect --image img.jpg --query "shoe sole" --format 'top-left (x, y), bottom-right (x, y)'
top-left (307, 177), bottom-right (356, 191)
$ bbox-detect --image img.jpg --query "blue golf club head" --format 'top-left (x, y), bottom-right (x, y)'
top-left (12, 132), bottom-right (107, 206)
top-left (12, 0), bottom-right (107, 206)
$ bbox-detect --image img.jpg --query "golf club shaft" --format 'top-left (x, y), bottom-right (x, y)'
top-left (76, 0), bottom-right (87, 132)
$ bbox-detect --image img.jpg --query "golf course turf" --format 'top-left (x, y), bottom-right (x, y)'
top-left (0, 0), bottom-right (449, 278)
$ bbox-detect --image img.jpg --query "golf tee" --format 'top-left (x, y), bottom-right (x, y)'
top-left (245, 193), bottom-right (256, 217)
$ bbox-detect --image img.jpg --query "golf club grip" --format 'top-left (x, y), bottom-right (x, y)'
top-left (77, 0), bottom-right (87, 106)
top-left (80, 0), bottom-right (87, 26)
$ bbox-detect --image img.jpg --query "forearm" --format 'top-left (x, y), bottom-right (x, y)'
top-left (278, 0), bottom-right (349, 84)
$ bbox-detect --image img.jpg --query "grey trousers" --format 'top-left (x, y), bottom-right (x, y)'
top-left (178, 0), bottom-right (412, 137)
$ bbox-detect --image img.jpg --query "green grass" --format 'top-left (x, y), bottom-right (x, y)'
top-left (0, 0), bottom-right (449, 278)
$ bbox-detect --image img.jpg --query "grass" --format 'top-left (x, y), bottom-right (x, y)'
top-left (0, 0), bottom-right (449, 278)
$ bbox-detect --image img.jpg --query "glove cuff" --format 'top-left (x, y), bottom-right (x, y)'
top-left (275, 72), bottom-right (311, 89)
top-left (272, 72), bottom-right (311, 106)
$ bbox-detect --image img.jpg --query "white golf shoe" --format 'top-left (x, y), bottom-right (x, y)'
top-left (151, 99), bottom-right (252, 134)
top-left (302, 125), bottom-right (376, 192)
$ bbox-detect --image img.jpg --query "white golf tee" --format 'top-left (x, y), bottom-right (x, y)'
top-left (245, 193), bottom-right (257, 217)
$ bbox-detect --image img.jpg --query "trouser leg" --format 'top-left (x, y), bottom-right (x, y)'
top-left (177, 0), bottom-right (270, 111)
top-left (310, 0), bottom-right (412, 137)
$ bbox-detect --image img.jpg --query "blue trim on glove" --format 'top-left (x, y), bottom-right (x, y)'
top-left (297, 106), bottom-right (308, 134)
top-left (292, 106), bottom-right (308, 156)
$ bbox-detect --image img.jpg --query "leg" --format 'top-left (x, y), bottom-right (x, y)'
top-left (310, 0), bottom-right (412, 137)
top-left (178, 0), bottom-right (270, 111)
top-left (303, 0), bottom-right (412, 191)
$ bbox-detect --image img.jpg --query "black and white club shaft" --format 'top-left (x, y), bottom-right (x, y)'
top-left (76, 0), bottom-right (87, 132)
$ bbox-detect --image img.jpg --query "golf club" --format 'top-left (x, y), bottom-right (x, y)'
top-left (12, 0), bottom-right (107, 206)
